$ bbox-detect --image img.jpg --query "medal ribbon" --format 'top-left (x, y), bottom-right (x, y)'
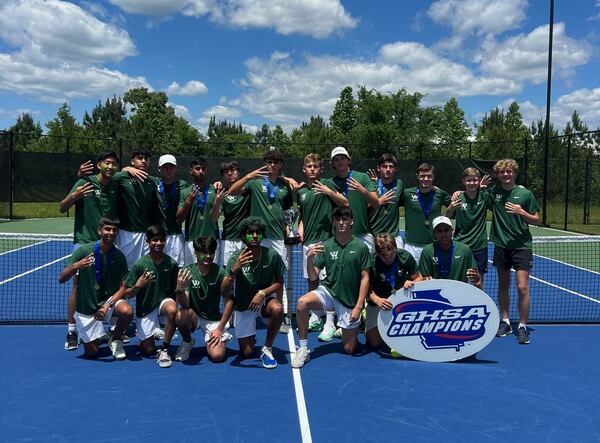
top-left (195, 183), bottom-right (210, 213)
top-left (378, 179), bottom-right (397, 209)
top-left (264, 177), bottom-right (279, 204)
top-left (417, 188), bottom-right (434, 222)
top-left (159, 180), bottom-right (177, 209)
top-left (435, 242), bottom-right (454, 279)
top-left (383, 257), bottom-right (397, 290)
top-left (94, 241), bottom-right (115, 287)
top-left (334, 170), bottom-right (353, 197)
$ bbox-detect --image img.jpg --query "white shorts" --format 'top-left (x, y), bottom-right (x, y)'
top-left (194, 317), bottom-right (233, 343)
top-left (395, 234), bottom-right (405, 250)
top-left (117, 230), bottom-right (148, 268)
top-left (166, 234), bottom-right (185, 267)
top-left (358, 233), bottom-right (375, 254)
top-left (74, 300), bottom-right (123, 343)
top-left (261, 238), bottom-right (288, 269)
top-left (136, 298), bottom-right (175, 341)
top-left (404, 243), bottom-right (424, 264)
top-left (183, 239), bottom-right (221, 267)
top-left (364, 304), bottom-right (381, 332)
top-left (233, 295), bottom-right (278, 339)
top-left (219, 239), bottom-right (244, 267)
top-left (302, 243), bottom-right (327, 280)
top-left (313, 285), bottom-right (360, 330)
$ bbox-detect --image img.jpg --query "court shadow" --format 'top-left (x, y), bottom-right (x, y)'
top-left (309, 341), bottom-right (371, 360)
top-left (229, 346), bottom-right (288, 368)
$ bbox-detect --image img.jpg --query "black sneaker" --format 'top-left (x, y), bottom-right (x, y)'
top-left (496, 321), bottom-right (512, 337)
top-left (64, 331), bottom-right (79, 350)
top-left (517, 326), bottom-right (530, 344)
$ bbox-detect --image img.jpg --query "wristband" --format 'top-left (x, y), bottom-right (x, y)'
top-left (257, 290), bottom-right (266, 299)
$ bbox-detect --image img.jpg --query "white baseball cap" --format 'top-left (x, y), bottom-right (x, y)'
top-left (330, 146), bottom-right (350, 160)
top-left (432, 216), bottom-right (453, 230)
top-left (158, 154), bottom-right (177, 167)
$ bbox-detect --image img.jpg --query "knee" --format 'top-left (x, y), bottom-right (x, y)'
top-left (343, 341), bottom-right (357, 355)
top-left (120, 303), bottom-right (133, 319)
top-left (175, 308), bottom-right (189, 326)
top-left (139, 341), bottom-right (156, 356)
top-left (209, 349), bottom-right (226, 363)
top-left (297, 297), bottom-right (308, 312)
top-left (517, 282), bottom-right (529, 296)
top-left (163, 304), bottom-right (178, 320)
top-left (269, 301), bottom-right (283, 318)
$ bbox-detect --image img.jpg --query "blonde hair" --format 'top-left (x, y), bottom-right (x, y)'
top-left (462, 167), bottom-right (481, 178)
top-left (493, 159), bottom-right (519, 174)
top-left (375, 233), bottom-right (397, 256)
top-left (304, 153), bottom-right (323, 166)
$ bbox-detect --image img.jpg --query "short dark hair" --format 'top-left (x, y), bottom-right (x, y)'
top-left (96, 150), bottom-right (120, 164)
top-left (192, 236), bottom-right (218, 254)
top-left (378, 153), bottom-right (397, 167)
top-left (416, 163), bottom-right (435, 174)
top-left (239, 216), bottom-right (266, 239)
top-left (190, 158), bottom-right (208, 169)
top-left (131, 149), bottom-right (151, 159)
top-left (220, 160), bottom-right (240, 175)
top-left (146, 224), bottom-right (166, 240)
top-left (263, 147), bottom-right (284, 163)
top-left (98, 216), bottom-right (120, 229)
top-left (332, 206), bottom-right (353, 220)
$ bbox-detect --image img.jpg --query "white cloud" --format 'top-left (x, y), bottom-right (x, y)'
top-left (168, 102), bottom-right (191, 119)
top-left (166, 80), bottom-right (208, 96)
top-left (197, 105), bottom-right (243, 125)
top-left (553, 88), bottom-right (600, 129)
top-left (0, 108), bottom-right (41, 119)
top-left (0, 0), bottom-right (147, 103)
top-left (428, 0), bottom-right (528, 36)
top-left (479, 23), bottom-right (592, 84)
top-left (110, 0), bottom-right (357, 38)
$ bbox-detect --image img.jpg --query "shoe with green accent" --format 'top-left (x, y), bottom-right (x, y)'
top-left (308, 318), bottom-right (324, 332)
top-left (333, 328), bottom-right (342, 339)
top-left (318, 326), bottom-right (336, 342)
top-left (390, 349), bottom-right (404, 359)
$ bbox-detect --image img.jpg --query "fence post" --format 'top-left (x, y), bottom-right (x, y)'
top-left (583, 156), bottom-right (591, 225)
top-left (563, 135), bottom-right (571, 231)
top-left (65, 136), bottom-right (71, 218)
top-left (9, 130), bottom-right (14, 220)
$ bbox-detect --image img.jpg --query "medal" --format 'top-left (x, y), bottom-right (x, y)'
top-left (200, 215), bottom-right (205, 221)
top-left (268, 204), bottom-right (273, 209)
top-left (94, 283), bottom-right (100, 291)
top-left (383, 209), bottom-right (389, 215)
top-left (424, 219), bottom-right (430, 226)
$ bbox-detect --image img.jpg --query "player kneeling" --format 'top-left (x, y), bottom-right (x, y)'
top-left (174, 237), bottom-right (234, 363)
top-left (58, 217), bottom-right (133, 360)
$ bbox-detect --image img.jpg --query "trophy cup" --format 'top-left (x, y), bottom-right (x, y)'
top-left (284, 208), bottom-right (301, 245)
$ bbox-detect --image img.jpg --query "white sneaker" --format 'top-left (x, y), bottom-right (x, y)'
top-left (260, 346), bottom-right (278, 369)
top-left (109, 339), bottom-right (126, 360)
top-left (334, 327), bottom-right (342, 338)
top-left (318, 326), bottom-right (336, 342)
top-left (291, 347), bottom-right (310, 369)
top-left (175, 338), bottom-right (195, 362)
top-left (153, 328), bottom-right (165, 340)
top-left (157, 349), bottom-right (172, 368)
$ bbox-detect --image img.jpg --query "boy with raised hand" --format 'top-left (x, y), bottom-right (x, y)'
top-left (149, 154), bottom-right (188, 266)
top-left (226, 148), bottom-right (293, 332)
top-left (366, 233), bottom-right (422, 353)
top-left (292, 207), bottom-right (371, 369)
top-left (59, 150), bottom-right (119, 351)
top-left (400, 163), bottom-right (452, 264)
top-left (125, 225), bottom-right (180, 368)
top-left (446, 167), bottom-right (491, 290)
top-left (367, 153), bottom-right (406, 250)
top-left (488, 159), bottom-right (540, 345)
top-left (176, 158), bottom-right (220, 267)
top-left (418, 216), bottom-right (481, 285)
top-left (329, 146), bottom-right (380, 254)
top-left (297, 153), bottom-right (348, 335)
top-left (213, 160), bottom-right (250, 268)
top-left (58, 217), bottom-right (133, 360)
top-left (221, 217), bottom-right (285, 369)
top-left (174, 237), bottom-right (234, 363)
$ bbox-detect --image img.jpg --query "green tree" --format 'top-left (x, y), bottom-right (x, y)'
top-left (290, 115), bottom-right (332, 157)
top-left (437, 97), bottom-right (472, 158)
top-left (330, 86), bottom-right (357, 143)
top-left (33, 103), bottom-right (85, 153)
top-left (9, 113), bottom-right (43, 151)
top-left (82, 96), bottom-right (129, 140)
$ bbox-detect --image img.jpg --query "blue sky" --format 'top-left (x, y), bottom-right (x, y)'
top-left (0, 0), bottom-right (599, 134)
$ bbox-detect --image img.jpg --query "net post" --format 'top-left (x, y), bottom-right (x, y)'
top-left (563, 134), bottom-right (571, 231)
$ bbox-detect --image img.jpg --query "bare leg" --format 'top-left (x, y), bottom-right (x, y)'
top-left (296, 292), bottom-right (323, 341)
top-left (497, 268), bottom-right (511, 321)
top-left (238, 336), bottom-right (255, 359)
top-left (341, 327), bottom-right (359, 355)
top-left (263, 298), bottom-right (283, 347)
top-left (515, 269), bottom-right (531, 324)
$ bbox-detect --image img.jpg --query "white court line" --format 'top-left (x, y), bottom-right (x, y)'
top-left (0, 254), bottom-right (71, 286)
top-left (534, 253), bottom-right (600, 276)
top-left (0, 239), bottom-right (49, 256)
top-left (286, 329), bottom-right (313, 443)
top-left (529, 275), bottom-right (600, 304)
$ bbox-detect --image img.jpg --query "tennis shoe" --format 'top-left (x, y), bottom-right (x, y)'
top-left (308, 312), bottom-right (323, 332)
top-left (153, 328), bottom-right (165, 341)
top-left (260, 346), bottom-right (277, 369)
top-left (64, 331), bottom-right (79, 351)
top-left (334, 328), bottom-right (342, 339)
top-left (157, 349), bottom-right (172, 368)
top-left (108, 329), bottom-right (130, 344)
top-left (318, 326), bottom-right (336, 342)
top-left (291, 347), bottom-right (310, 368)
top-left (175, 338), bottom-right (195, 362)
top-left (109, 339), bottom-right (126, 360)
top-left (496, 321), bottom-right (512, 337)
top-left (98, 333), bottom-right (110, 346)
top-left (517, 327), bottom-right (530, 344)
top-left (390, 349), bottom-right (404, 359)
top-left (278, 323), bottom-right (290, 334)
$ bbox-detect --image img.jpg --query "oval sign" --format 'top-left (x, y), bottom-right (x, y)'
top-left (377, 279), bottom-right (500, 362)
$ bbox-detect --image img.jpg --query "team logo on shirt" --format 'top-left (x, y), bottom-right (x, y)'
top-left (461, 203), bottom-right (468, 210)
top-left (377, 280), bottom-right (499, 362)
top-left (300, 194), bottom-right (307, 201)
top-left (95, 189), bottom-right (101, 197)
top-left (411, 194), bottom-right (419, 201)
top-left (329, 251), bottom-right (339, 260)
top-left (191, 279), bottom-right (201, 288)
top-left (495, 194), bottom-right (503, 201)
top-left (225, 195), bottom-right (236, 202)
top-left (432, 257), bottom-right (438, 264)
top-left (242, 266), bottom-right (251, 275)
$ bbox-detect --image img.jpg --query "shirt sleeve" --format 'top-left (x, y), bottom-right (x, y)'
top-left (124, 263), bottom-right (141, 288)
top-left (66, 246), bottom-right (86, 267)
top-left (418, 246), bottom-right (434, 277)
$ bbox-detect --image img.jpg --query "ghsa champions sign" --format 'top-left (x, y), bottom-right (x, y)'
top-left (377, 279), bottom-right (499, 362)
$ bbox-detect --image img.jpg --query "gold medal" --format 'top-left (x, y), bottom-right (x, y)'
top-left (383, 209), bottom-right (389, 215)
top-left (94, 283), bottom-right (100, 291)
top-left (200, 215), bottom-right (205, 221)
top-left (268, 204), bottom-right (273, 209)
top-left (424, 219), bottom-right (430, 226)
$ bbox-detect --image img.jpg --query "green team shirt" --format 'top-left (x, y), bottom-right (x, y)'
top-left (226, 246), bottom-right (285, 312)
top-left (244, 178), bottom-right (293, 240)
top-left (66, 242), bottom-right (128, 316)
top-left (113, 171), bottom-right (156, 232)
top-left (368, 250), bottom-right (417, 306)
top-left (185, 263), bottom-right (225, 321)
top-left (297, 178), bottom-right (337, 244)
top-left (313, 236), bottom-right (371, 308)
top-left (369, 178), bottom-right (405, 237)
top-left (125, 254), bottom-right (179, 318)
top-left (488, 185), bottom-right (540, 249)
top-left (149, 177), bottom-right (188, 235)
top-left (451, 191), bottom-right (489, 251)
top-left (69, 175), bottom-right (118, 244)
top-left (330, 170), bottom-right (376, 237)
top-left (418, 241), bottom-right (476, 283)
top-left (401, 187), bottom-right (451, 246)
top-left (221, 192), bottom-right (250, 240)
top-left (179, 183), bottom-right (219, 241)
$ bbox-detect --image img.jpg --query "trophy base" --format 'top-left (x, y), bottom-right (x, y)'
top-left (284, 236), bottom-right (301, 245)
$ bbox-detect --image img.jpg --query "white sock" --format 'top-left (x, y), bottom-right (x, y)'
top-left (68, 323), bottom-right (76, 332)
top-left (502, 319), bottom-right (510, 325)
top-left (299, 339), bottom-right (308, 350)
top-left (324, 312), bottom-right (335, 328)
top-left (518, 323), bottom-right (527, 330)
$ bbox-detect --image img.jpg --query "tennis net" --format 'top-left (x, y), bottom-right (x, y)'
top-left (0, 233), bottom-right (598, 324)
